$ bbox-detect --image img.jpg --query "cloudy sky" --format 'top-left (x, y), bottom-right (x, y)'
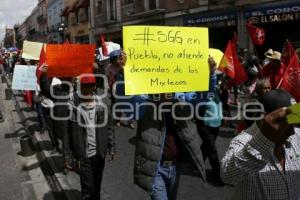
top-left (0, 0), bottom-right (38, 42)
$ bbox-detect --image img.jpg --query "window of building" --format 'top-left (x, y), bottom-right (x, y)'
top-left (149, 0), bottom-right (156, 9)
top-left (144, 0), bottom-right (157, 10)
top-left (125, 0), bottom-right (133, 4)
top-left (75, 10), bottom-right (79, 23)
top-left (107, 0), bottom-right (116, 20)
top-left (96, 0), bottom-right (103, 15)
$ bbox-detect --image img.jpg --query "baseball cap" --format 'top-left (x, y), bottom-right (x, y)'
top-left (80, 74), bottom-right (96, 84)
top-left (258, 89), bottom-right (294, 113)
top-left (109, 49), bottom-right (121, 58)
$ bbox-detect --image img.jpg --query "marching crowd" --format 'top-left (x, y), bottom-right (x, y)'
top-left (0, 40), bottom-right (300, 200)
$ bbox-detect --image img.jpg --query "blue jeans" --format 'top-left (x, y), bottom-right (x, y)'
top-left (151, 164), bottom-right (178, 200)
top-left (36, 102), bottom-right (47, 129)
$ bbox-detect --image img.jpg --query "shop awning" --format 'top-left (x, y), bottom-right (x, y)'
top-left (61, 6), bottom-right (70, 16)
top-left (76, 0), bottom-right (90, 9)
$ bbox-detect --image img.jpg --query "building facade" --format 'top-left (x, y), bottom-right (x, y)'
top-left (36, 0), bottom-right (48, 42)
top-left (12, 0), bottom-right (300, 55)
top-left (26, 6), bottom-right (40, 41)
top-left (48, 0), bottom-right (64, 43)
top-left (90, 0), bottom-right (300, 56)
top-left (61, 0), bottom-right (90, 43)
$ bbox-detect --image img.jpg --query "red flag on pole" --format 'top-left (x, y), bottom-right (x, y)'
top-left (247, 23), bottom-right (265, 45)
top-left (218, 38), bottom-right (248, 85)
top-left (218, 40), bottom-right (235, 78)
top-left (231, 39), bottom-right (248, 85)
top-left (100, 34), bottom-right (108, 56)
top-left (36, 45), bottom-right (46, 83)
top-left (278, 53), bottom-right (300, 102)
top-left (281, 40), bottom-right (295, 67)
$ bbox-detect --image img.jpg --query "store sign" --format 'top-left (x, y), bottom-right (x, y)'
top-left (184, 12), bottom-right (236, 28)
top-left (245, 3), bottom-right (300, 24)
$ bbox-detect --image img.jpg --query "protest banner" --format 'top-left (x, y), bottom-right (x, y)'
top-left (46, 44), bottom-right (96, 77)
top-left (22, 40), bottom-right (44, 60)
top-left (123, 25), bottom-right (209, 95)
top-left (12, 65), bottom-right (37, 91)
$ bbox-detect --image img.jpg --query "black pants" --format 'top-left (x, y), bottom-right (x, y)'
top-left (80, 155), bottom-right (105, 200)
top-left (196, 120), bottom-right (221, 178)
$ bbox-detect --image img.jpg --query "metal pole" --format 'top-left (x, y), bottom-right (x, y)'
top-left (89, 0), bottom-right (95, 44)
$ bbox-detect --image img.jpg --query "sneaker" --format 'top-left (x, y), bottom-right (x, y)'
top-left (129, 123), bottom-right (135, 129)
top-left (116, 121), bottom-right (121, 127)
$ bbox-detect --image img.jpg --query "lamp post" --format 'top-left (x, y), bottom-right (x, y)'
top-left (58, 22), bottom-right (65, 44)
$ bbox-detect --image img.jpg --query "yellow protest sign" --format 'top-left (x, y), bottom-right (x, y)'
top-left (123, 26), bottom-right (209, 95)
top-left (209, 48), bottom-right (223, 68)
top-left (22, 40), bottom-right (44, 60)
top-left (287, 103), bottom-right (300, 124)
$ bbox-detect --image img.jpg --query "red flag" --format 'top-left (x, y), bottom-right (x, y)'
top-left (218, 40), bottom-right (235, 78)
top-left (281, 40), bottom-right (295, 67)
top-left (231, 39), bottom-right (248, 85)
top-left (278, 53), bottom-right (300, 102)
top-left (36, 45), bottom-right (46, 83)
top-left (218, 38), bottom-right (248, 85)
top-left (100, 34), bottom-right (108, 56)
top-left (247, 23), bottom-right (265, 45)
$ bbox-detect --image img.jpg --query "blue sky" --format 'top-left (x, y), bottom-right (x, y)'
top-left (0, 0), bottom-right (38, 42)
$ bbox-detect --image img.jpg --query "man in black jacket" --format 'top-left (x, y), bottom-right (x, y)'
top-left (39, 66), bottom-right (73, 152)
top-left (63, 74), bottom-right (115, 200)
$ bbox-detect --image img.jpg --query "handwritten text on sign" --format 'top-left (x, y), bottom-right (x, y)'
top-left (46, 44), bottom-right (95, 77)
top-left (123, 26), bottom-right (209, 95)
top-left (12, 65), bottom-right (37, 91)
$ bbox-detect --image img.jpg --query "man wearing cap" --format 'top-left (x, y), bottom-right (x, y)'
top-left (260, 51), bottom-right (286, 89)
top-left (63, 74), bottom-right (115, 200)
top-left (221, 89), bottom-right (300, 199)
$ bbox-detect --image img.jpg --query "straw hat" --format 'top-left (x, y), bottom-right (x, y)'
top-left (264, 49), bottom-right (273, 57)
top-left (266, 51), bottom-right (281, 60)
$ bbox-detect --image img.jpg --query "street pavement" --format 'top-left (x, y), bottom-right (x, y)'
top-left (2, 76), bottom-right (238, 200)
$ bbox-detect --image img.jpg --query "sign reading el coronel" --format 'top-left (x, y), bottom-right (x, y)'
top-left (245, 3), bottom-right (300, 24)
top-left (123, 25), bottom-right (209, 95)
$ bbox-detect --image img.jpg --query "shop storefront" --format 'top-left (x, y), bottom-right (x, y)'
top-left (244, 1), bottom-right (300, 57)
top-left (183, 11), bottom-right (237, 50)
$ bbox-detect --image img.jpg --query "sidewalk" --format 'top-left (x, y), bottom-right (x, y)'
top-left (0, 76), bottom-right (55, 200)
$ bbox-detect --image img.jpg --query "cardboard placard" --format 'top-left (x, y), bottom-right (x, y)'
top-left (22, 40), bottom-right (44, 60)
top-left (123, 25), bottom-right (209, 95)
top-left (46, 44), bottom-right (96, 77)
top-left (12, 65), bottom-right (37, 91)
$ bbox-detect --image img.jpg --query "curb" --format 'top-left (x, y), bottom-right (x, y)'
top-left (5, 76), bottom-right (76, 200)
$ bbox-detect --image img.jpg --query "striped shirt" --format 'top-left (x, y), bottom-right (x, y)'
top-left (221, 123), bottom-right (300, 200)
